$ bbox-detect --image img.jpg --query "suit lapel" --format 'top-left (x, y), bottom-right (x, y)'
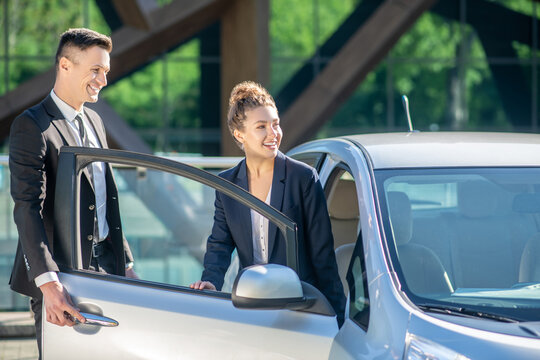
top-left (45, 95), bottom-right (93, 189)
top-left (84, 108), bottom-right (108, 148)
top-left (267, 152), bottom-right (286, 260)
top-left (44, 95), bottom-right (79, 147)
top-left (234, 159), bottom-right (254, 265)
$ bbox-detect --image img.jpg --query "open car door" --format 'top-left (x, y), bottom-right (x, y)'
top-left (42, 147), bottom-right (338, 360)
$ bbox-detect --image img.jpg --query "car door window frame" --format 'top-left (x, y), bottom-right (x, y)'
top-left (53, 146), bottom-right (299, 278)
top-left (323, 162), bottom-right (370, 331)
top-left (289, 152), bottom-right (326, 173)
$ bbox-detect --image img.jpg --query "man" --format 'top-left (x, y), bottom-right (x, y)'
top-left (9, 28), bottom-right (135, 358)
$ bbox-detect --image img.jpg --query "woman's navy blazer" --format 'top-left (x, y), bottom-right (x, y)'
top-left (201, 151), bottom-right (345, 319)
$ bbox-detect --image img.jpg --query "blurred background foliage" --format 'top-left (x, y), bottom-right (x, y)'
top-left (1, 0), bottom-right (539, 153)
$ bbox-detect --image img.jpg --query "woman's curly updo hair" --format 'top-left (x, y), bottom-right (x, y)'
top-left (227, 81), bottom-right (277, 149)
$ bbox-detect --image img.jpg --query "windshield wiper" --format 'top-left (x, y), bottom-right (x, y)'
top-left (417, 303), bottom-right (520, 323)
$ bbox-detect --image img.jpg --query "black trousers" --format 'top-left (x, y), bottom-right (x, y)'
top-left (31, 240), bottom-right (117, 360)
top-left (30, 297), bottom-right (43, 360)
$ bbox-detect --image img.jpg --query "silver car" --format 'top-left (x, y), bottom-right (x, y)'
top-left (44, 132), bottom-right (540, 359)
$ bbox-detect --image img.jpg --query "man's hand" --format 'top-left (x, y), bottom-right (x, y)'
top-left (39, 281), bottom-right (85, 326)
top-left (190, 280), bottom-right (216, 291)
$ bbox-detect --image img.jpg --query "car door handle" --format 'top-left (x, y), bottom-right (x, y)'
top-left (76, 312), bottom-right (119, 327)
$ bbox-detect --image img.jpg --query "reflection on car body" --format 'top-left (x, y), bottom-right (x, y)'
top-left (43, 132), bottom-right (540, 359)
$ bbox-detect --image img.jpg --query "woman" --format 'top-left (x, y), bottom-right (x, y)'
top-left (191, 81), bottom-right (345, 322)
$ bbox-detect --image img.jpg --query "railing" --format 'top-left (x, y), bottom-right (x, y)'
top-left (0, 155), bottom-right (23, 309)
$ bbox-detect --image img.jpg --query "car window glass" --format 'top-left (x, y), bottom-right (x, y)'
top-left (377, 168), bottom-right (540, 322)
top-left (112, 165), bottom-right (211, 287)
top-left (347, 233), bottom-right (370, 330)
top-left (326, 169), bottom-right (359, 249)
top-left (387, 181), bottom-right (457, 210)
top-left (323, 165), bottom-right (369, 329)
top-left (82, 161), bottom-right (279, 294)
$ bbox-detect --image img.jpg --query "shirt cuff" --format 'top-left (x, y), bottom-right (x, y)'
top-left (34, 271), bottom-right (59, 288)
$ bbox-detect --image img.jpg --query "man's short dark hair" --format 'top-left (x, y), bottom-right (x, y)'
top-left (55, 28), bottom-right (112, 69)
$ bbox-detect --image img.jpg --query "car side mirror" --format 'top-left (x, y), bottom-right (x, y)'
top-left (232, 264), bottom-right (311, 310)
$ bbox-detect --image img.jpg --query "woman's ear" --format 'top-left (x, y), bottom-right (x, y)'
top-left (233, 129), bottom-right (244, 144)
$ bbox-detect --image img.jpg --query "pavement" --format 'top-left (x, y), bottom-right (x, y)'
top-left (0, 312), bottom-right (38, 360)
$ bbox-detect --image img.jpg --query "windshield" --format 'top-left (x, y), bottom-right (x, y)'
top-left (376, 167), bottom-right (540, 322)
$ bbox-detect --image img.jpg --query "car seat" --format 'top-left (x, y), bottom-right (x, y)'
top-left (519, 232), bottom-right (540, 283)
top-left (388, 191), bottom-right (454, 295)
top-left (335, 243), bottom-right (355, 296)
top-left (328, 179), bottom-right (359, 249)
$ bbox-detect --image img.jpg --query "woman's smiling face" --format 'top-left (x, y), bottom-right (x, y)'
top-left (234, 105), bottom-right (282, 160)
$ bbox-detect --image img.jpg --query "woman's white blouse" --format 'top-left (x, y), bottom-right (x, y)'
top-left (250, 185), bottom-right (272, 264)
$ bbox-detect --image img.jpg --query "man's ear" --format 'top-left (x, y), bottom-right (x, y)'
top-left (58, 56), bottom-right (71, 72)
top-left (233, 129), bottom-right (244, 144)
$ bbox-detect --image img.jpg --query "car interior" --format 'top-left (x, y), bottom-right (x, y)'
top-left (326, 171), bottom-right (359, 296)
top-left (393, 178), bottom-right (540, 294)
top-left (387, 191), bottom-right (454, 295)
top-left (328, 177), bottom-right (359, 250)
top-left (324, 167), bottom-right (540, 299)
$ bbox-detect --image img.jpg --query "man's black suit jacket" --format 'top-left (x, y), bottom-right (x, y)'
top-left (9, 94), bottom-right (133, 299)
top-left (201, 151), bottom-right (345, 319)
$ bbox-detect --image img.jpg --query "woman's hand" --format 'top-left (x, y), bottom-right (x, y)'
top-left (125, 267), bottom-right (139, 279)
top-left (190, 280), bottom-right (216, 291)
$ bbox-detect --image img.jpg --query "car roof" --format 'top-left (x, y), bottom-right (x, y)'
top-left (336, 132), bottom-right (540, 169)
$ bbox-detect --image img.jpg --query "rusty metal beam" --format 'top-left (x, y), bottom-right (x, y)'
top-left (280, 0), bottom-right (435, 151)
top-left (220, 0), bottom-right (270, 156)
top-left (111, 0), bottom-right (157, 31)
top-left (0, 70), bottom-right (55, 144)
top-left (0, 0), bottom-right (229, 147)
top-left (110, 0), bottom-right (228, 80)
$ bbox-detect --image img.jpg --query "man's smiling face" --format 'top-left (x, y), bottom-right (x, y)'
top-left (58, 45), bottom-right (110, 111)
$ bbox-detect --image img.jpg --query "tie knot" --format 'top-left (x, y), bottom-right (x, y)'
top-left (74, 113), bottom-right (83, 125)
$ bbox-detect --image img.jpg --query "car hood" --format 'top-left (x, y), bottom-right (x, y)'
top-left (409, 312), bottom-right (540, 359)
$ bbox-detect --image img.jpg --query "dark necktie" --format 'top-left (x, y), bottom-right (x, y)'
top-left (74, 114), bottom-right (99, 241)
top-left (74, 114), bottom-right (94, 182)
top-left (74, 113), bottom-right (90, 147)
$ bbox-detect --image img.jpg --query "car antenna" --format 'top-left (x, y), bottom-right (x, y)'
top-left (401, 95), bottom-right (414, 132)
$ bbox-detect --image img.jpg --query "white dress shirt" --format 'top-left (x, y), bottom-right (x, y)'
top-left (34, 90), bottom-right (109, 287)
top-left (250, 186), bottom-right (272, 265)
